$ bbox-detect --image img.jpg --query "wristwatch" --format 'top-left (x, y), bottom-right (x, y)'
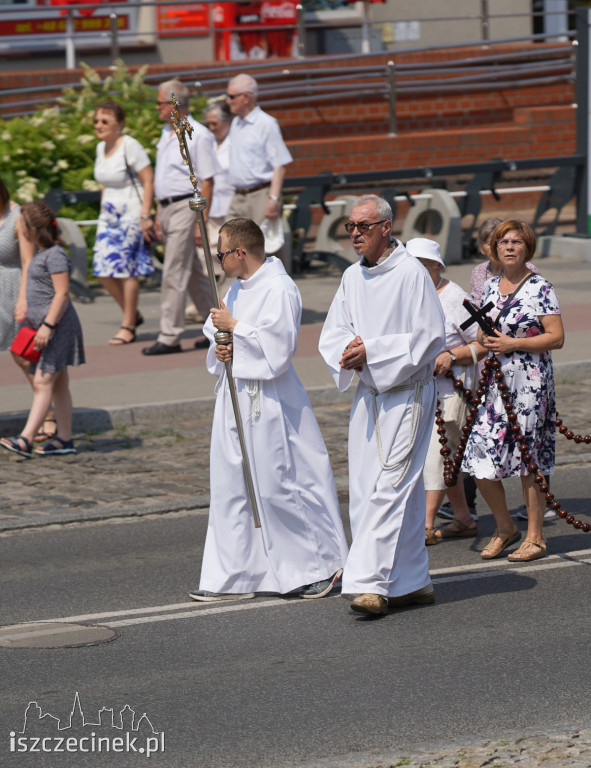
top-left (448, 351), bottom-right (457, 364)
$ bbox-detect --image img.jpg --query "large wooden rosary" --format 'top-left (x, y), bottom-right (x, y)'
top-left (436, 355), bottom-right (590, 533)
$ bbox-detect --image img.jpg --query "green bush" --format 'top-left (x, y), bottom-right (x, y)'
top-left (0, 60), bottom-right (207, 249)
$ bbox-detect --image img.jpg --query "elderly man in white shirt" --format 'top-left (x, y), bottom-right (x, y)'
top-left (143, 80), bottom-right (218, 355)
top-left (225, 73), bottom-right (293, 227)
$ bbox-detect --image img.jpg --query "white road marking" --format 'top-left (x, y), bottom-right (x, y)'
top-left (4, 548), bottom-right (591, 632)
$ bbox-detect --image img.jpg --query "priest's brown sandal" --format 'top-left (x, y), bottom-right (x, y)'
top-left (425, 528), bottom-right (438, 546)
top-left (507, 538), bottom-right (546, 562)
top-left (481, 529), bottom-right (521, 560)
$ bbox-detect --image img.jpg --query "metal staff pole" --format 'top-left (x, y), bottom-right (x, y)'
top-left (169, 93), bottom-right (261, 529)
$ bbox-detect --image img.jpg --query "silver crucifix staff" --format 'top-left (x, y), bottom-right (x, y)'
top-left (169, 92), bottom-right (261, 529)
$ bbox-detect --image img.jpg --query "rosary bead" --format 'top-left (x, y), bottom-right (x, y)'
top-left (500, 391), bottom-right (511, 401)
top-left (584, 435), bottom-right (591, 444)
top-left (476, 387), bottom-right (486, 397)
top-left (497, 381), bottom-right (507, 392)
top-left (463, 389), bottom-right (472, 399)
top-left (453, 379), bottom-right (463, 390)
top-left (510, 424), bottom-right (521, 434)
top-left (558, 508), bottom-right (568, 518)
top-left (453, 451), bottom-right (463, 462)
top-left (573, 520), bottom-right (583, 529)
top-left (539, 482), bottom-right (549, 493)
top-left (544, 492), bottom-right (554, 502)
top-left (565, 514), bottom-right (575, 524)
top-left (519, 442), bottom-right (529, 452)
top-left (528, 462), bottom-right (538, 473)
top-left (504, 402), bottom-right (514, 412)
top-left (522, 453), bottom-right (532, 463)
top-left (494, 371), bottom-right (504, 381)
top-left (559, 426), bottom-right (568, 434)
top-left (555, 418), bottom-right (562, 426)
top-left (574, 435), bottom-right (583, 443)
top-left (566, 431), bottom-right (574, 440)
top-left (471, 397), bottom-right (481, 406)
top-left (469, 406), bottom-right (478, 416)
top-left (551, 501), bottom-right (561, 511)
top-left (445, 370), bottom-right (455, 379)
top-left (437, 427), bottom-right (446, 435)
top-left (466, 415), bottom-right (474, 425)
top-left (583, 523), bottom-right (591, 533)
top-left (478, 377), bottom-right (488, 388)
top-left (508, 413), bottom-right (517, 423)
top-left (491, 358), bottom-right (501, 370)
top-left (441, 447), bottom-right (451, 457)
top-left (462, 424), bottom-right (472, 436)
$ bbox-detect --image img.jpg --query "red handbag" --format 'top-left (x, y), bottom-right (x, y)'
top-left (10, 327), bottom-right (42, 363)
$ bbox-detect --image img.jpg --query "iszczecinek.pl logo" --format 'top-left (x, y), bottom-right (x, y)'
top-left (9, 692), bottom-right (165, 757)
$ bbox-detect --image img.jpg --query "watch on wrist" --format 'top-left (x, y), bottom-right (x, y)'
top-left (448, 351), bottom-right (457, 364)
top-left (269, 194), bottom-right (280, 202)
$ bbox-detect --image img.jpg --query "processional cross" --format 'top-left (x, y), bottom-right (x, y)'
top-left (169, 93), bottom-right (261, 529)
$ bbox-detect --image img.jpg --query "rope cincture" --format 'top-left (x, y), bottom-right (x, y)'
top-left (436, 355), bottom-right (591, 534)
top-left (372, 376), bottom-right (431, 489)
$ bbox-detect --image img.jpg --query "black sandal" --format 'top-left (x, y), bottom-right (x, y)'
top-left (0, 434), bottom-right (33, 458)
top-left (109, 326), bottom-right (136, 346)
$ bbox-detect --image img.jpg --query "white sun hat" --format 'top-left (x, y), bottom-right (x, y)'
top-left (405, 237), bottom-right (446, 269)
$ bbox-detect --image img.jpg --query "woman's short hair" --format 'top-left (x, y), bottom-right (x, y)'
top-left (95, 100), bottom-right (125, 124)
top-left (477, 217), bottom-right (503, 250)
top-left (490, 219), bottom-right (536, 263)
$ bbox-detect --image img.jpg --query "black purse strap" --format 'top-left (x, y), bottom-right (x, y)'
top-left (493, 272), bottom-right (533, 330)
top-left (122, 137), bottom-right (143, 204)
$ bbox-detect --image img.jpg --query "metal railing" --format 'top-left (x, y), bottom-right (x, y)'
top-left (0, 37), bottom-right (576, 122)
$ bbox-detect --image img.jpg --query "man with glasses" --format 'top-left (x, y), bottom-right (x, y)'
top-left (186, 99), bottom-right (234, 323)
top-left (190, 218), bottom-right (348, 602)
top-left (143, 80), bottom-right (219, 355)
top-left (224, 74), bottom-right (292, 237)
top-left (319, 195), bottom-right (446, 616)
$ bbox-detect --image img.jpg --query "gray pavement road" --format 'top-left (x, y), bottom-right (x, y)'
top-left (2, 255), bottom-right (591, 767)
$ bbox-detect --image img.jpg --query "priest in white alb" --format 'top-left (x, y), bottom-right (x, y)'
top-left (319, 195), bottom-right (446, 616)
top-left (190, 218), bottom-right (348, 603)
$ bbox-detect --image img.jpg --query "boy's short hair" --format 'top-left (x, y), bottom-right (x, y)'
top-left (220, 218), bottom-right (265, 256)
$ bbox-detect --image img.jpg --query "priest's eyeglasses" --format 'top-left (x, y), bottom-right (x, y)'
top-left (345, 219), bottom-right (387, 234)
top-left (217, 248), bottom-right (238, 262)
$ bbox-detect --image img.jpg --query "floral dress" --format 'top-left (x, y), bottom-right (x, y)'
top-left (461, 273), bottom-right (561, 480)
top-left (93, 135), bottom-right (154, 279)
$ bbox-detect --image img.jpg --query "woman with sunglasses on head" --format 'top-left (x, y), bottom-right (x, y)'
top-left (92, 100), bottom-right (155, 345)
top-left (462, 220), bottom-right (564, 562)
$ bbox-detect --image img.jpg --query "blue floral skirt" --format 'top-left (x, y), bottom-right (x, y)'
top-left (93, 202), bottom-right (155, 279)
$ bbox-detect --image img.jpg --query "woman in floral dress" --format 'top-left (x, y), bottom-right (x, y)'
top-left (93, 101), bottom-right (154, 345)
top-left (462, 220), bottom-right (564, 562)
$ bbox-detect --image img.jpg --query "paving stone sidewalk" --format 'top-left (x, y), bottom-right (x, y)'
top-left (283, 723), bottom-right (591, 768)
top-left (2, 382), bottom-right (591, 532)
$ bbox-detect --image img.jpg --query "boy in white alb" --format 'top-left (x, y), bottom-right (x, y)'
top-left (190, 218), bottom-right (348, 602)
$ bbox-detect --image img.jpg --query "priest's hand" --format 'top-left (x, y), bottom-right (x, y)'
top-left (210, 299), bottom-right (237, 333)
top-left (340, 335), bottom-right (365, 371)
top-left (215, 342), bottom-right (233, 363)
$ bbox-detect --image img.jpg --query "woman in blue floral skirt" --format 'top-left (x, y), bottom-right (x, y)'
top-left (462, 219), bottom-right (564, 562)
top-left (93, 100), bottom-right (154, 345)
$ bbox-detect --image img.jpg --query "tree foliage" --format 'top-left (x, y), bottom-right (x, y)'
top-left (0, 59), bottom-right (207, 226)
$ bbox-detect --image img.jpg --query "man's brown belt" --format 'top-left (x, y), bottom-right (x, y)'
top-left (234, 182), bottom-right (271, 195)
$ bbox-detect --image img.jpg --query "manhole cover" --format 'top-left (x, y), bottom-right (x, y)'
top-left (0, 623), bottom-right (117, 648)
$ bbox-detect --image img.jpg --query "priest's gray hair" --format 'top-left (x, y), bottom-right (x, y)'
top-left (355, 194), bottom-right (392, 223)
top-left (159, 79), bottom-right (189, 109)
